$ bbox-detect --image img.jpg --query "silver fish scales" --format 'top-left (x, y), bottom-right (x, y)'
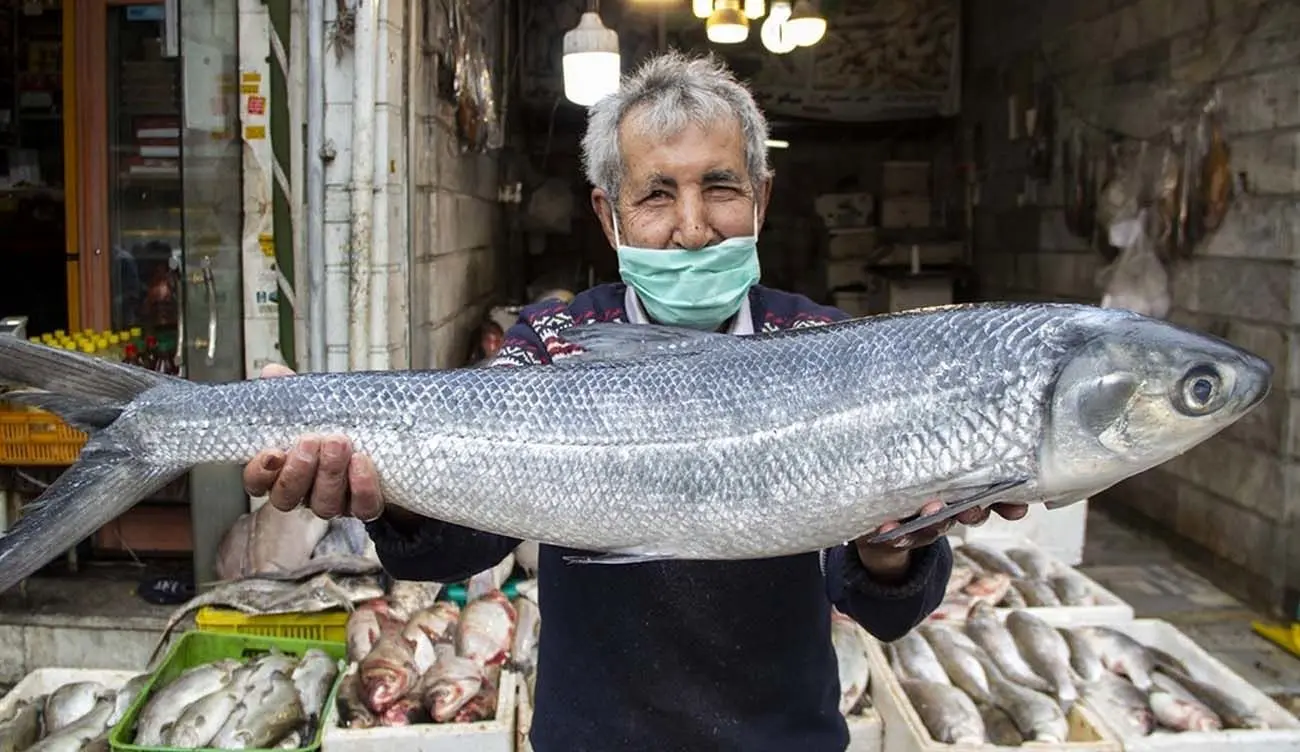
top-left (0, 301), bottom-right (1271, 591)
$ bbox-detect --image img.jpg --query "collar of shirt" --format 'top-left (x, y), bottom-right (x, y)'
top-left (623, 286), bottom-right (755, 335)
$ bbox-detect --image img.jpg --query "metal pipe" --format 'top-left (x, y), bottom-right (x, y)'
top-left (367, 0), bottom-right (390, 371)
top-left (306, 0), bottom-right (327, 372)
top-left (347, 0), bottom-right (378, 371)
top-left (289, 0), bottom-right (308, 371)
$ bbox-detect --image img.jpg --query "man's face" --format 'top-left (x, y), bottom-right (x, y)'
top-left (592, 112), bottom-right (771, 251)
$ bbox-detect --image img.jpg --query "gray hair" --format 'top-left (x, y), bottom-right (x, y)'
top-left (580, 49), bottom-right (772, 204)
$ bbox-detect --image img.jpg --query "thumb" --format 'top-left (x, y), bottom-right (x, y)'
top-left (260, 363), bottom-right (296, 379)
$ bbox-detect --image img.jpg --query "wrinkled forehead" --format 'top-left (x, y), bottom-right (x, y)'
top-left (617, 105), bottom-right (748, 183)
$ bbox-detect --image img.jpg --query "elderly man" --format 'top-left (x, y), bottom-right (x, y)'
top-left (244, 50), bottom-right (1027, 751)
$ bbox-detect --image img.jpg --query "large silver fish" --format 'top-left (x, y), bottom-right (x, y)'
top-left (0, 302), bottom-right (1271, 589)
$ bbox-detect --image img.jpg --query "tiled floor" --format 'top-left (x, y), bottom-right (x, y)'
top-left (1078, 506), bottom-right (1300, 699)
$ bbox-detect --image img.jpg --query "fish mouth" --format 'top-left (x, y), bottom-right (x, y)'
top-left (362, 670), bottom-right (410, 711)
top-left (431, 684), bottom-right (476, 720)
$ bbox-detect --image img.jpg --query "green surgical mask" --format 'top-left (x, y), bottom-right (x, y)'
top-left (613, 204), bottom-right (761, 331)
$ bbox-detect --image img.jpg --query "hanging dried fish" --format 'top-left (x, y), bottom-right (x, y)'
top-left (1155, 129), bottom-right (1184, 261)
top-left (1202, 110), bottom-right (1232, 231)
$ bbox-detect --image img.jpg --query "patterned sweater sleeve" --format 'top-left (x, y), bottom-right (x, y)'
top-left (363, 312), bottom-right (548, 582)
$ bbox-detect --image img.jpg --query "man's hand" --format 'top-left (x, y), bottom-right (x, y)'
top-left (854, 502), bottom-right (1029, 583)
top-left (241, 363), bottom-right (386, 522)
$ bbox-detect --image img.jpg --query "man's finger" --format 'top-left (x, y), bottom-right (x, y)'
top-left (269, 435), bottom-right (321, 511)
top-left (995, 503), bottom-right (1030, 521)
top-left (260, 363), bottom-right (296, 379)
top-left (348, 454), bottom-right (383, 521)
top-left (243, 450), bottom-right (285, 496)
top-left (956, 506), bottom-right (991, 526)
top-left (309, 435), bottom-right (352, 519)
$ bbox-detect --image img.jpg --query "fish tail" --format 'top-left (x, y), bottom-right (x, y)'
top-left (0, 338), bottom-right (195, 594)
top-left (0, 440), bottom-right (185, 594)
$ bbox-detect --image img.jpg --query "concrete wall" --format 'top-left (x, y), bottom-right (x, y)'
top-left (408, 0), bottom-right (506, 370)
top-left (963, 0), bottom-right (1300, 615)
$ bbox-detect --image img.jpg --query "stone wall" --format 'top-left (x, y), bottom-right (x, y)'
top-left (963, 0), bottom-right (1300, 615)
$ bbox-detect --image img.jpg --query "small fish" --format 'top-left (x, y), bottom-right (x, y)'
top-left (1049, 573), bottom-right (1094, 606)
top-left (422, 643), bottom-right (486, 722)
top-left (891, 630), bottom-right (951, 685)
top-left (359, 623), bottom-right (420, 713)
top-left (334, 666), bottom-right (377, 730)
top-left (1013, 578), bottom-right (1062, 607)
top-left (455, 590), bottom-right (517, 667)
top-left (133, 659), bottom-right (241, 746)
top-left (1006, 610), bottom-right (1078, 706)
top-left (212, 674), bottom-right (305, 749)
top-left (453, 664), bottom-right (503, 723)
top-left (967, 649), bottom-right (1070, 743)
top-left (1059, 627), bottom-right (1105, 683)
top-left (27, 696), bottom-right (115, 752)
top-left (898, 679), bottom-right (986, 744)
top-left (346, 599), bottom-right (389, 662)
top-left (962, 571), bottom-right (1012, 603)
top-left (1074, 626), bottom-right (1155, 690)
top-left (957, 543), bottom-right (1026, 578)
top-left (964, 601), bottom-right (1053, 693)
top-left (1156, 665), bottom-right (1271, 729)
top-left (944, 566), bottom-right (975, 597)
top-left (1082, 671), bottom-right (1155, 736)
top-left (979, 702), bottom-right (1025, 745)
top-left (508, 596), bottom-right (542, 676)
top-left (999, 586), bottom-right (1028, 609)
top-left (386, 580), bottom-right (444, 622)
top-left (831, 612), bottom-right (872, 714)
top-left (1149, 682), bottom-right (1222, 732)
top-left (163, 688), bottom-right (242, 748)
top-left (291, 647), bottom-right (340, 734)
top-left (1006, 547), bottom-right (1055, 580)
top-left (43, 681), bottom-right (107, 734)
top-left (920, 624), bottom-right (991, 704)
top-left (107, 673), bottom-right (151, 727)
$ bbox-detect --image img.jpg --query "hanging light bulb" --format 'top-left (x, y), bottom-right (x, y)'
top-left (744, 0), bottom-right (766, 19)
top-left (706, 0), bottom-right (749, 44)
top-left (562, 11), bottom-right (621, 107)
top-left (692, 0), bottom-right (714, 19)
top-left (760, 1), bottom-right (795, 53)
top-left (785, 0), bottom-right (826, 47)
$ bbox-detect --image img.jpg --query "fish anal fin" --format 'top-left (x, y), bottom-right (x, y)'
top-left (863, 479), bottom-right (1029, 544)
top-left (556, 322), bottom-right (734, 363)
top-left (562, 547), bottom-right (679, 565)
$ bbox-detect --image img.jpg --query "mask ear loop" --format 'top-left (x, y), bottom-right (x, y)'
top-left (611, 206), bottom-right (622, 248)
top-left (752, 200), bottom-right (759, 238)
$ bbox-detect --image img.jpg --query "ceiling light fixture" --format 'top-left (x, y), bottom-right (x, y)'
top-left (784, 0), bottom-right (826, 47)
top-left (759, 1), bottom-right (795, 53)
top-left (706, 0), bottom-right (749, 44)
top-left (562, 10), bottom-right (621, 107)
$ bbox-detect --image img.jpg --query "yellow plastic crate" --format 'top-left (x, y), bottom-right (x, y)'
top-left (0, 405), bottom-right (87, 466)
top-left (194, 606), bottom-right (350, 643)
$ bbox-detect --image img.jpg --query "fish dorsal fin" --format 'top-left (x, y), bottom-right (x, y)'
top-left (554, 322), bottom-right (737, 364)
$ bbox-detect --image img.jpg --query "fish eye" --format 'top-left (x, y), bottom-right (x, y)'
top-left (1176, 364), bottom-right (1222, 416)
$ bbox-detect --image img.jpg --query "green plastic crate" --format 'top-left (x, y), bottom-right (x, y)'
top-left (109, 630), bottom-right (347, 752)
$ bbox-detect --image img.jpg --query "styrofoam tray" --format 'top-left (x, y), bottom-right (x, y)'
top-left (942, 536), bottom-right (1135, 627)
top-left (516, 676), bottom-right (533, 752)
top-left (865, 634), bottom-right (1121, 752)
top-left (1078, 619), bottom-right (1300, 751)
top-left (321, 664), bottom-right (516, 752)
top-left (0, 667), bottom-right (141, 718)
top-left (847, 707), bottom-right (883, 752)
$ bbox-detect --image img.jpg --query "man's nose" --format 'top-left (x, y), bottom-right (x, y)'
top-left (672, 194), bottom-right (713, 250)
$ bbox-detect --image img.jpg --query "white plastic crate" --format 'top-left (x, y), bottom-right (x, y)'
top-left (322, 666), bottom-right (516, 752)
top-left (943, 537), bottom-right (1135, 627)
top-left (847, 707), bottom-right (883, 752)
top-left (1079, 619), bottom-right (1300, 751)
top-left (0, 667), bottom-right (141, 718)
top-left (864, 635), bottom-right (1121, 752)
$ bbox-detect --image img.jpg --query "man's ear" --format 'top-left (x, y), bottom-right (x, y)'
top-left (756, 175), bottom-right (773, 229)
top-left (591, 188), bottom-right (617, 248)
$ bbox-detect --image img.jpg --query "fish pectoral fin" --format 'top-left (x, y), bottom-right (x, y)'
top-left (562, 547), bottom-right (678, 565)
top-left (1045, 496), bottom-right (1085, 510)
top-left (555, 322), bottom-right (734, 364)
top-left (862, 479), bottom-right (1030, 544)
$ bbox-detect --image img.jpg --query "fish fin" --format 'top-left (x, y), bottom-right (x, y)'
top-left (0, 440), bottom-right (184, 595)
top-left (0, 335), bottom-right (187, 404)
top-left (1045, 496), bottom-right (1085, 510)
top-left (562, 549), bottom-right (678, 565)
top-left (863, 479), bottom-right (1030, 544)
top-left (0, 389), bottom-right (124, 434)
top-left (555, 322), bottom-right (735, 363)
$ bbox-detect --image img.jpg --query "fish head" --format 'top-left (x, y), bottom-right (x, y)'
top-left (1041, 311), bottom-right (1272, 495)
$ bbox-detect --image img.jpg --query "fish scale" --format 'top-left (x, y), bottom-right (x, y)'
top-left (0, 301), bottom-right (1273, 588)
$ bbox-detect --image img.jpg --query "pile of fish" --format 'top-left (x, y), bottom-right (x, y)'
top-left (0, 673), bottom-right (149, 751)
top-left (930, 542), bottom-right (1102, 620)
top-left (334, 580), bottom-right (536, 729)
top-left (123, 647), bottom-right (341, 749)
top-left (886, 605), bottom-right (1273, 746)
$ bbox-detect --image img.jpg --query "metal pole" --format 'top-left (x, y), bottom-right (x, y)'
top-left (306, 0), bottom-right (327, 372)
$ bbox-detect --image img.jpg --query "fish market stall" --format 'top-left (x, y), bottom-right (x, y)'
top-left (1073, 619), bottom-right (1300, 751)
top-left (932, 539), bottom-right (1134, 627)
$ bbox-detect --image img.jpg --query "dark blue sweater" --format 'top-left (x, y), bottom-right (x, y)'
top-left (366, 282), bottom-right (951, 751)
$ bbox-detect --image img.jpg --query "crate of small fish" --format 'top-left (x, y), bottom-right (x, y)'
top-left (1073, 619), bottom-right (1300, 751)
top-left (320, 586), bottom-right (528, 751)
top-left (0, 668), bottom-right (149, 749)
top-left (932, 539), bottom-right (1134, 627)
top-left (108, 630), bottom-right (346, 751)
top-left (873, 608), bottom-right (1123, 751)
